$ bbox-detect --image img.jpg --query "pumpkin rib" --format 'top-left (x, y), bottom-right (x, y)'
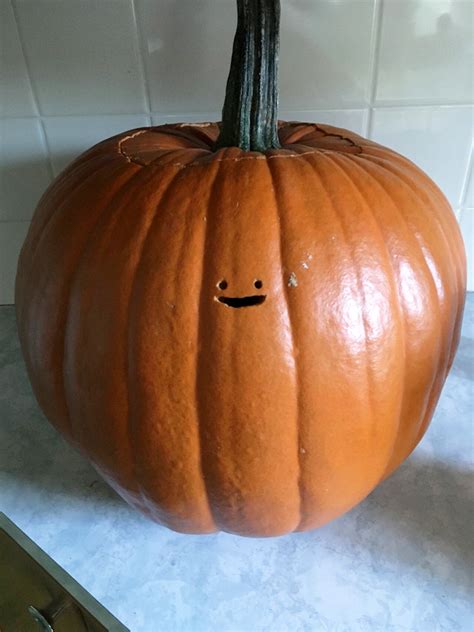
top-left (328, 153), bottom-right (408, 480)
top-left (352, 155), bottom-right (447, 465)
top-left (336, 155), bottom-right (429, 476)
top-left (20, 155), bottom-right (128, 317)
top-left (22, 155), bottom-right (119, 272)
top-left (359, 154), bottom-right (461, 398)
top-left (125, 165), bottom-right (217, 531)
top-left (380, 168), bottom-right (462, 447)
top-left (312, 153), bottom-right (378, 453)
top-left (358, 152), bottom-right (458, 314)
top-left (370, 152), bottom-right (466, 371)
top-left (358, 152), bottom-right (463, 335)
top-left (195, 158), bottom-right (227, 531)
top-left (266, 157), bottom-right (303, 529)
top-left (125, 168), bottom-right (188, 524)
top-left (62, 164), bottom-right (157, 483)
top-left (347, 155), bottom-right (441, 471)
top-left (19, 161), bottom-right (141, 443)
top-left (362, 149), bottom-right (465, 300)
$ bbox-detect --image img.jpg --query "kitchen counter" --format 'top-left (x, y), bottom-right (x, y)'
top-left (1, 296), bottom-right (472, 632)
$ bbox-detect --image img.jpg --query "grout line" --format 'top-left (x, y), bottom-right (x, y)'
top-left (366, 0), bottom-right (384, 139)
top-left (131, 0), bottom-right (152, 115)
top-left (36, 119), bottom-right (55, 181)
top-left (373, 99), bottom-right (474, 109)
top-left (37, 119), bottom-right (56, 180)
top-left (459, 146), bottom-right (473, 209)
top-left (10, 0), bottom-right (55, 179)
top-left (1, 103), bottom-right (472, 123)
top-left (10, 0), bottom-right (42, 117)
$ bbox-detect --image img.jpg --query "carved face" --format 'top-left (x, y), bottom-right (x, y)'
top-left (215, 278), bottom-right (266, 308)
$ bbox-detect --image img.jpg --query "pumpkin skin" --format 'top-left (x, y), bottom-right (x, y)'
top-left (15, 122), bottom-right (466, 536)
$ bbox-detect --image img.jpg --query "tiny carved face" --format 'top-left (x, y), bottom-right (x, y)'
top-left (215, 279), bottom-right (266, 308)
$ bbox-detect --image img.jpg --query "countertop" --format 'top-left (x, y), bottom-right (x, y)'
top-left (1, 296), bottom-right (472, 632)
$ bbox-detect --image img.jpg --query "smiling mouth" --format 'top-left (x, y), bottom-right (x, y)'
top-left (217, 295), bottom-right (266, 308)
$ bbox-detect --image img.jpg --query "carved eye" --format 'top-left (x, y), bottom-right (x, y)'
top-left (254, 280), bottom-right (263, 289)
top-left (218, 280), bottom-right (228, 290)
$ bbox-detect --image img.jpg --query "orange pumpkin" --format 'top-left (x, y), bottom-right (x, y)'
top-left (15, 0), bottom-right (466, 536)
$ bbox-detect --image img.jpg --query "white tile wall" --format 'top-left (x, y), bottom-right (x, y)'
top-left (0, 117), bottom-right (51, 222)
top-left (376, 0), bottom-right (473, 105)
top-left (370, 105), bottom-right (473, 208)
top-left (0, 0), bottom-right (473, 303)
top-left (280, 0), bottom-right (377, 109)
top-left (0, 220), bottom-right (29, 304)
top-left (0, 0), bottom-right (36, 116)
top-left (13, 0), bottom-right (148, 115)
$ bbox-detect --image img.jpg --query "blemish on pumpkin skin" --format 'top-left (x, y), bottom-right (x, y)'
top-left (301, 254), bottom-right (313, 270)
top-left (288, 273), bottom-right (298, 288)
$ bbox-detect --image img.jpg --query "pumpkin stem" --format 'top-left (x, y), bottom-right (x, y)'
top-left (215, 0), bottom-right (281, 152)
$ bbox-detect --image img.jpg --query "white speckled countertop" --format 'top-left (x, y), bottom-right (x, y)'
top-left (1, 296), bottom-right (472, 632)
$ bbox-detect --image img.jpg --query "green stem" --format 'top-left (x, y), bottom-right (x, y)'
top-left (215, 0), bottom-right (281, 152)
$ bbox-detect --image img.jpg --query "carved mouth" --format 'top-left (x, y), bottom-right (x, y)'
top-left (217, 295), bottom-right (266, 308)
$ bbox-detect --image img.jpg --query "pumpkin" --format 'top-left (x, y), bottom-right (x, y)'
top-left (15, 0), bottom-right (466, 537)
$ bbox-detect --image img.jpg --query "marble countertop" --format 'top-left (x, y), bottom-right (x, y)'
top-left (1, 296), bottom-right (472, 632)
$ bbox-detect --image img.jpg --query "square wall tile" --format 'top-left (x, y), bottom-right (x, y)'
top-left (43, 114), bottom-right (150, 176)
top-left (371, 106), bottom-right (473, 208)
top-left (14, 0), bottom-right (147, 115)
top-left (137, 0), bottom-right (235, 113)
top-left (0, 118), bottom-right (52, 222)
top-left (459, 209), bottom-right (473, 291)
top-left (279, 109), bottom-right (368, 136)
top-left (376, 0), bottom-right (473, 104)
top-left (0, 1), bottom-right (36, 116)
top-left (280, 0), bottom-right (376, 109)
top-left (0, 221), bottom-right (30, 305)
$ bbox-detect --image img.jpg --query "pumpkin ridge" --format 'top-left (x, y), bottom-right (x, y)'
top-left (358, 152), bottom-right (461, 300)
top-left (314, 152), bottom-right (378, 467)
top-left (351, 155), bottom-right (445, 465)
top-left (62, 164), bottom-right (158, 472)
top-left (15, 158), bottom-right (104, 334)
top-left (362, 147), bottom-right (465, 291)
top-left (362, 150), bottom-right (466, 353)
top-left (330, 154), bottom-right (409, 478)
top-left (360, 154), bottom-right (460, 369)
top-left (371, 163), bottom-right (460, 447)
top-left (125, 168), bottom-right (188, 522)
top-left (195, 159), bottom-right (227, 532)
top-left (27, 155), bottom-right (118, 267)
top-left (363, 150), bottom-right (467, 370)
top-left (266, 157), bottom-right (302, 530)
top-left (17, 159), bottom-right (136, 410)
top-left (21, 163), bottom-right (142, 443)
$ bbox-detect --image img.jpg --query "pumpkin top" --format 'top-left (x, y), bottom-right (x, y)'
top-left (118, 122), bottom-right (364, 170)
